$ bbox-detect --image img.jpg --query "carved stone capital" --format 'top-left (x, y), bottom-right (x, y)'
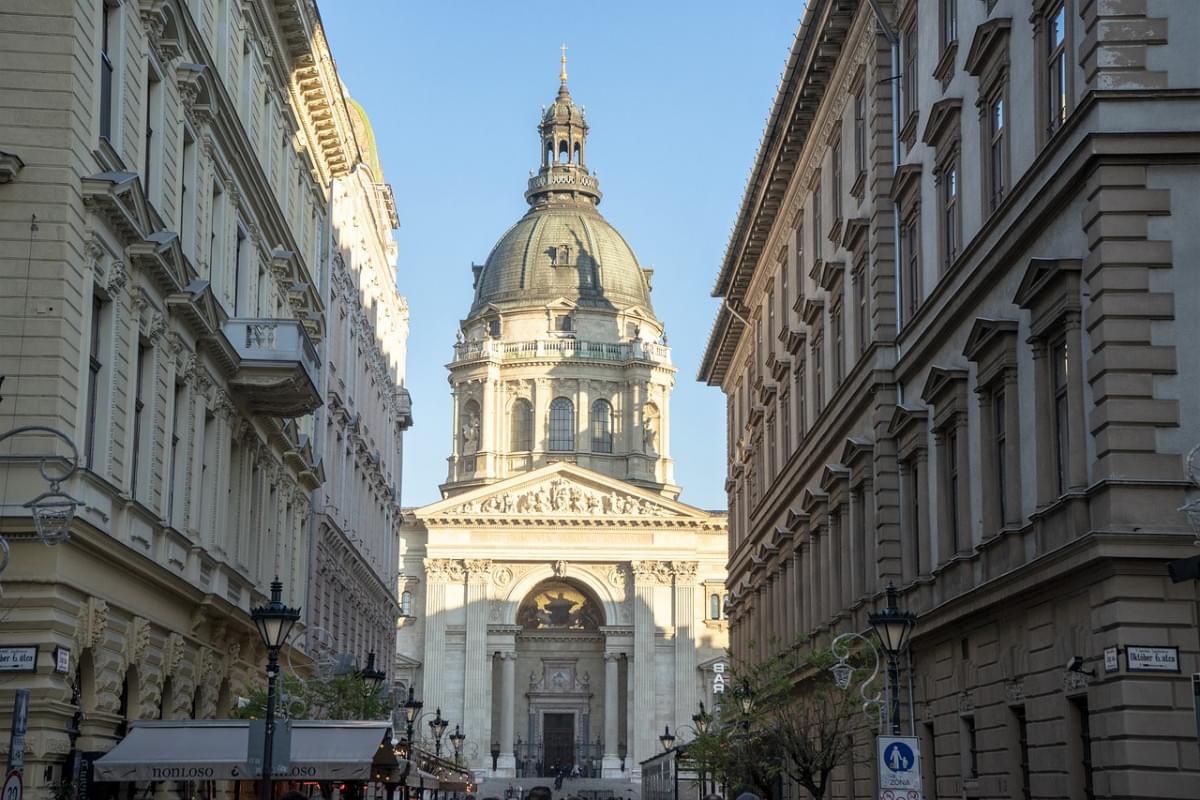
top-left (671, 561), bottom-right (700, 584)
top-left (425, 558), bottom-right (465, 583)
top-left (631, 560), bottom-right (672, 585)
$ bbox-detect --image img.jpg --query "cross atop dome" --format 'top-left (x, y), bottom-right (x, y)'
top-left (560, 43), bottom-right (568, 85)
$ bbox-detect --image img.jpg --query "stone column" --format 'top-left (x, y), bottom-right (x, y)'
top-left (602, 652), bottom-right (621, 776)
top-left (498, 652), bottom-right (517, 775)
top-left (464, 559), bottom-right (492, 769)
top-left (630, 561), bottom-right (660, 777)
top-left (672, 562), bottom-right (698, 735)
top-left (421, 559), bottom-right (458, 716)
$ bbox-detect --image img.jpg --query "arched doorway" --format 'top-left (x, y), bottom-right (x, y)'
top-left (512, 579), bottom-right (605, 778)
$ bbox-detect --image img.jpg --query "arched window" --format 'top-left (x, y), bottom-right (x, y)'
top-left (400, 591), bottom-right (412, 616)
top-left (709, 594), bottom-right (720, 620)
top-left (590, 399), bottom-right (613, 453)
top-left (549, 397), bottom-right (575, 451)
top-left (511, 399), bottom-right (533, 451)
top-left (559, 140), bottom-right (569, 163)
top-left (545, 140), bottom-right (554, 165)
top-left (573, 142), bottom-right (581, 163)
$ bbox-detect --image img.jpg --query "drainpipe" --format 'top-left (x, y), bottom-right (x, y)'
top-left (865, 0), bottom-right (903, 348)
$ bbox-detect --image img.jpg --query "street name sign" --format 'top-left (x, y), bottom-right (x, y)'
top-left (877, 736), bottom-right (922, 800)
top-left (0, 648), bottom-right (37, 673)
top-left (1126, 645), bottom-right (1180, 673)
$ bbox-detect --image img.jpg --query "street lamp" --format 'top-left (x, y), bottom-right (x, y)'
top-left (659, 725), bottom-right (675, 752)
top-left (403, 686), bottom-right (423, 745)
top-left (868, 582), bottom-right (916, 735)
top-left (429, 708), bottom-right (448, 757)
top-left (691, 701), bottom-right (712, 735)
top-left (361, 652), bottom-right (387, 687)
top-left (449, 725), bottom-right (466, 765)
top-left (250, 577), bottom-right (302, 800)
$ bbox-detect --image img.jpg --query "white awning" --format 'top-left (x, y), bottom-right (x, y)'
top-left (94, 720), bottom-right (399, 783)
top-left (93, 721), bottom-right (250, 782)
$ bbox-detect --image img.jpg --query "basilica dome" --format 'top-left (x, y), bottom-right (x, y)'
top-left (470, 206), bottom-right (653, 315)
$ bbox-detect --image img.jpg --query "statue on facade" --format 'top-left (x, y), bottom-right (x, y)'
top-left (462, 411), bottom-right (480, 454)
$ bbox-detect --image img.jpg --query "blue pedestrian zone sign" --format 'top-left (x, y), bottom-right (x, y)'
top-left (877, 735), bottom-right (922, 796)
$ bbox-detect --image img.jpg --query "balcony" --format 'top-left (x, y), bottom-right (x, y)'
top-left (223, 318), bottom-right (321, 417)
top-left (451, 338), bottom-right (672, 367)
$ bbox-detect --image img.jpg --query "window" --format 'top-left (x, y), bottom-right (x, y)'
top-left (130, 343), bottom-right (149, 499)
top-left (993, 387), bottom-right (1007, 523)
top-left (902, 21), bottom-right (918, 121)
top-left (831, 302), bottom-right (844, 386)
top-left (590, 399), bottom-right (613, 453)
top-left (1051, 336), bottom-right (1070, 496)
top-left (794, 225), bottom-right (806, 304)
top-left (143, 64), bottom-right (162, 197)
top-left (553, 244), bottom-right (572, 266)
top-left (1069, 695), bottom-right (1095, 800)
top-left (780, 389), bottom-right (791, 453)
top-left (99, 1), bottom-right (117, 141)
top-left (510, 398), bottom-right (533, 451)
top-left (960, 714), bottom-right (977, 781)
top-left (921, 722), bottom-right (939, 800)
top-left (907, 457), bottom-right (923, 577)
top-left (766, 290), bottom-right (775, 358)
top-left (234, 226), bottom-right (249, 314)
top-left (180, 130), bottom-right (197, 256)
top-left (946, 426), bottom-right (959, 551)
top-left (941, 160), bottom-right (960, 270)
top-left (1013, 706), bottom-right (1031, 800)
top-left (549, 397), bottom-right (575, 451)
top-left (854, 264), bottom-right (868, 355)
top-left (488, 318), bottom-right (501, 337)
top-left (209, 180), bottom-right (224, 284)
top-left (794, 362), bottom-right (807, 438)
top-left (903, 212), bottom-right (922, 319)
top-left (167, 381), bottom-right (185, 526)
top-left (830, 141), bottom-right (842, 222)
top-left (811, 181), bottom-right (822, 259)
top-left (988, 94), bottom-right (1006, 210)
top-left (85, 295), bottom-right (106, 466)
top-left (853, 90), bottom-right (866, 179)
top-left (940, 0), bottom-right (958, 49)
top-left (555, 313), bottom-right (573, 332)
top-left (1046, 2), bottom-right (1069, 135)
top-left (400, 591), bottom-right (412, 616)
top-left (709, 594), bottom-right (720, 620)
top-left (812, 335), bottom-right (825, 415)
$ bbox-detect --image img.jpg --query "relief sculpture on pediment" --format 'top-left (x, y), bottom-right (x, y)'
top-left (456, 477), bottom-right (674, 517)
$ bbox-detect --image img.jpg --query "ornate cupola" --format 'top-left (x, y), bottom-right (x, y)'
top-left (526, 45), bottom-right (602, 208)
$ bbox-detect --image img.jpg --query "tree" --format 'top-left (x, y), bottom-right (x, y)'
top-left (691, 644), bottom-right (865, 800)
top-left (233, 671), bottom-right (392, 722)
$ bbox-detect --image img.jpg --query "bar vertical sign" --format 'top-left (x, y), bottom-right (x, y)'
top-left (6, 690), bottom-right (30, 774)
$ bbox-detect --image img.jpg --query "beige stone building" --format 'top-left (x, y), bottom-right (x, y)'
top-left (700, 1), bottom-right (1200, 798)
top-left (309, 91), bottom-right (411, 680)
top-left (396, 66), bottom-right (728, 784)
top-left (0, 0), bottom-right (406, 792)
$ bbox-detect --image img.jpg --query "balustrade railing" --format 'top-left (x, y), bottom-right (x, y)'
top-left (453, 338), bottom-right (671, 365)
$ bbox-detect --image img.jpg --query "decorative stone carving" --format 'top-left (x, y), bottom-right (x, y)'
top-left (606, 565), bottom-right (627, 589)
top-left (553, 559), bottom-right (568, 577)
top-left (1005, 680), bottom-right (1024, 705)
top-left (456, 477), bottom-right (673, 517)
top-left (107, 261), bottom-right (128, 295)
top-left (425, 558), bottom-right (466, 582)
top-left (124, 617), bottom-right (151, 668)
top-left (631, 560), bottom-right (673, 585)
top-left (492, 565), bottom-right (514, 587)
top-left (671, 561), bottom-right (699, 583)
top-left (76, 596), bottom-right (109, 651)
top-left (163, 633), bottom-right (185, 676)
top-left (465, 559), bottom-right (493, 583)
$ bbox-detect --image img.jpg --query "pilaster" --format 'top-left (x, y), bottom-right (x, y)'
top-left (672, 561), bottom-right (698, 735)
top-left (630, 560), bottom-right (663, 776)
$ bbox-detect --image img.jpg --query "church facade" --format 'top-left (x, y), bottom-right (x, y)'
top-left (395, 61), bottom-right (728, 782)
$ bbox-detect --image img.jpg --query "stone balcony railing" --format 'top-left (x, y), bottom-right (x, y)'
top-left (452, 338), bottom-right (671, 366)
top-left (223, 318), bottom-right (322, 417)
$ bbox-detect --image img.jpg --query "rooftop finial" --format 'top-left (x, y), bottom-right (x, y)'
top-left (559, 43), bottom-right (568, 84)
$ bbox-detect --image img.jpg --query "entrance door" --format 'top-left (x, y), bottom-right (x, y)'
top-left (543, 713), bottom-right (575, 775)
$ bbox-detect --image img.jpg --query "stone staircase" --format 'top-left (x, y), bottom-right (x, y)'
top-left (475, 777), bottom-right (640, 800)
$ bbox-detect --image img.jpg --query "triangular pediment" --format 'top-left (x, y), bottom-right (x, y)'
top-left (416, 462), bottom-right (722, 529)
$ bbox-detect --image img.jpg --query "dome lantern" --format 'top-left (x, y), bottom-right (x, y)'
top-left (528, 45), bottom-right (601, 208)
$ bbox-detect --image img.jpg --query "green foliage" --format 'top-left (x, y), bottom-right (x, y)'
top-left (232, 672), bottom-right (391, 722)
top-left (688, 642), bottom-right (865, 800)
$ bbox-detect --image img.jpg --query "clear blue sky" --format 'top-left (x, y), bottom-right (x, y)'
top-left (320, 2), bottom-right (802, 509)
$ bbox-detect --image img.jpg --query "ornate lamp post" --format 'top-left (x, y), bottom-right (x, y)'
top-left (829, 629), bottom-right (884, 729)
top-left (402, 686), bottom-right (424, 745)
top-left (659, 725), bottom-right (675, 752)
top-left (250, 578), bottom-right (301, 800)
top-left (449, 725), bottom-right (465, 764)
top-left (359, 651), bottom-right (386, 719)
top-left (690, 702), bottom-right (712, 794)
top-left (867, 583), bottom-right (916, 735)
top-left (0, 425), bottom-right (84, 575)
top-left (429, 708), bottom-right (448, 758)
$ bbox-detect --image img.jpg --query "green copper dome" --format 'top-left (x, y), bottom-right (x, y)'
top-left (468, 73), bottom-right (654, 318)
top-left (470, 206), bottom-right (653, 315)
